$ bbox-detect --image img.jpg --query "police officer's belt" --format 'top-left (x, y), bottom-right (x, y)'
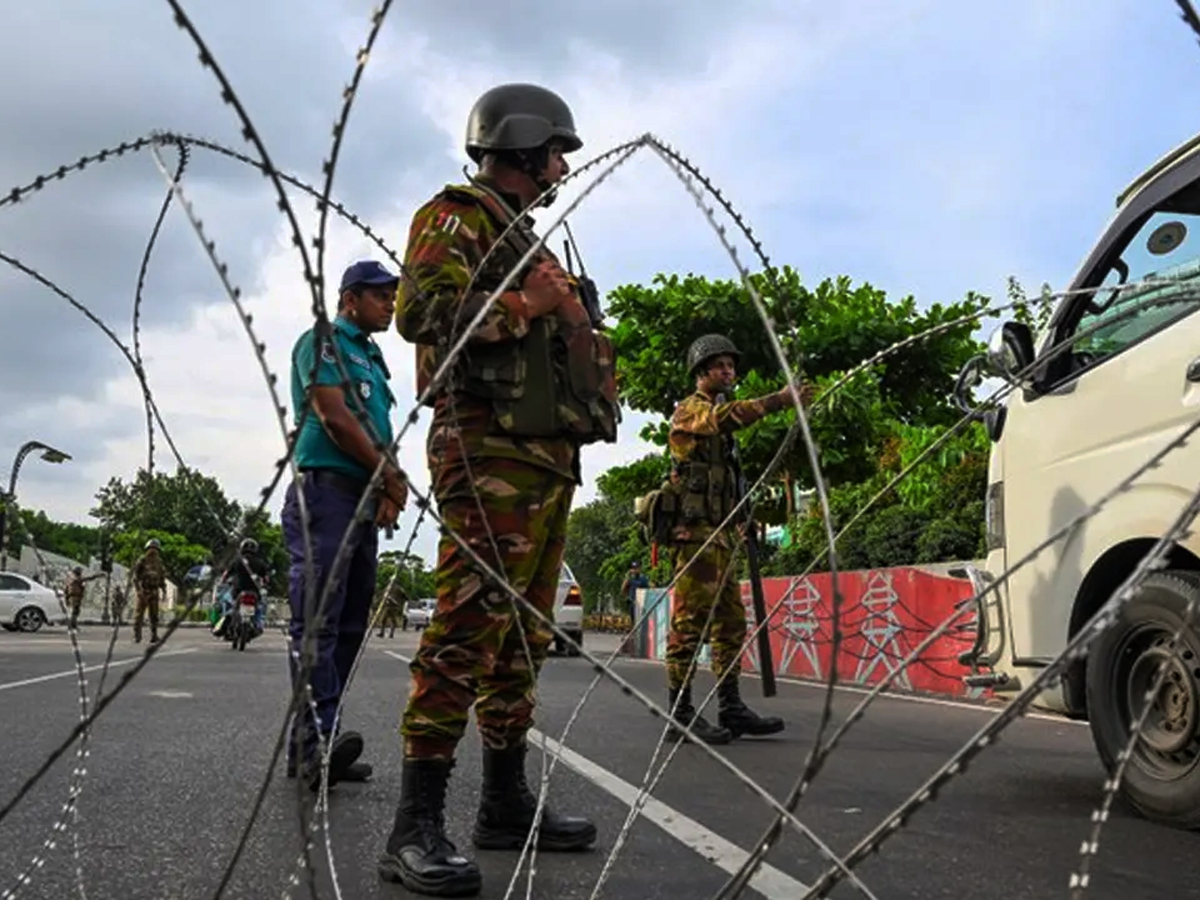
top-left (302, 469), bottom-right (370, 496)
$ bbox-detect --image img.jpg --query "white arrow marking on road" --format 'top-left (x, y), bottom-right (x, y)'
top-left (0, 647), bottom-right (197, 692)
top-left (382, 649), bottom-right (808, 899)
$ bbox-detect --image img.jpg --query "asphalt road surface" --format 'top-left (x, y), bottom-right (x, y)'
top-left (0, 625), bottom-right (1197, 900)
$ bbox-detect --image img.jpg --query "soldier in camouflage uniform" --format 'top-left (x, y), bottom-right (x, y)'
top-left (63, 566), bottom-right (102, 629)
top-left (661, 334), bottom-right (812, 745)
top-left (376, 585), bottom-right (404, 638)
top-left (132, 539), bottom-right (167, 644)
top-left (380, 83), bottom-right (617, 897)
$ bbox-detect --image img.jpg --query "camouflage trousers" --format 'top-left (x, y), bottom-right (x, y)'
top-left (666, 541), bottom-right (747, 690)
top-left (401, 457), bottom-right (574, 759)
top-left (133, 589), bottom-right (161, 637)
top-left (377, 603), bottom-right (403, 636)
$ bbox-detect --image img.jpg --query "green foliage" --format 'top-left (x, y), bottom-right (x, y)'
top-left (7, 508), bottom-right (103, 561)
top-left (565, 452), bottom-right (671, 614)
top-left (112, 528), bottom-right (211, 585)
top-left (91, 466), bottom-right (242, 552)
top-left (606, 267), bottom-right (988, 495)
top-left (376, 550), bottom-right (435, 603)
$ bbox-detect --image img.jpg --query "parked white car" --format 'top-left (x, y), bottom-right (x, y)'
top-left (0, 572), bottom-right (66, 633)
top-left (406, 598), bottom-right (436, 630)
top-left (552, 562), bottom-right (584, 657)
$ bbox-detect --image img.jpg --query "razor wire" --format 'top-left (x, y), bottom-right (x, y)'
top-left (3, 2), bottom-right (1200, 899)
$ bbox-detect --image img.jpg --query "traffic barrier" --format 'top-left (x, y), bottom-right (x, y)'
top-left (630, 566), bottom-right (991, 700)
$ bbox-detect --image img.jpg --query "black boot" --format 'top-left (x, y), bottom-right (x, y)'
top-left (472, 743), bottom-right (597, 852)
top-left (379, 758), bottom-right (482, 897)
top-left (717, 676), bottom-right (785, 738)
top-left (666, 684), bottom-right (732, 745)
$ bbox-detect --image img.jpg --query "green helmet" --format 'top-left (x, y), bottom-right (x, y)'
top-left (687, 334), bottom-right (741, 376)
top-left (465, 83), bottom-right (583, 164)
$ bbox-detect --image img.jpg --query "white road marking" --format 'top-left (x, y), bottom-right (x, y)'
top-left (383, 649), bottom-right (809, 899)
top-left (614, 654), bottom-right (1087, 727)
top-left (0, 647), bottom-right (197, 692)
top-left (530, 730), bottom-right (809, 899)
top-left (147, 690), bottom-right (193, 698)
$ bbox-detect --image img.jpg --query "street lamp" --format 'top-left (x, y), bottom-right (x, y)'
top-left (0, 440), bottom-right (72, 572)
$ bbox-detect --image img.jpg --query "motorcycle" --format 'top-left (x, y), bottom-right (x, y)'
top-left (228, 588), bottom-right (261, 651)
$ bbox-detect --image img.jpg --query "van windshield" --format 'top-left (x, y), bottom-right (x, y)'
top-left (1073, 194), bottom-right (1200, 362)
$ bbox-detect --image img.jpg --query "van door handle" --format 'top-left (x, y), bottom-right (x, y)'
top-left (1188, 358), bottom-right (1200, 383)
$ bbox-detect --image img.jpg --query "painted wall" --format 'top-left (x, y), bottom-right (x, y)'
top-left (630, 566), bottom-right (991, 701)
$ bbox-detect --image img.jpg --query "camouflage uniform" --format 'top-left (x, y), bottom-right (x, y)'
top-left (132, 551), bottom-right (166, 643)
top-left (110, 585), bottom-right (126, 625)
top-left (395, 175), bottom-right (579, 759)
top-left (376, 588), bottom-right (405, 638)
top-left (64, 571), bottom-right (86, 628)
top-left (664, 390), bottom-right (786, 690)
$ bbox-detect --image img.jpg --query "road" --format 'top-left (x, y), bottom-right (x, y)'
top-left (0, 625), bottom-right (1197, 900)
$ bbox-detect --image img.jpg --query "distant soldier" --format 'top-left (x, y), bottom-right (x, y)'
top-left (110, 584), bottom-right (127, 625)
top-left (63, 566), bottom-right (103, 629)
top-left (376, 586), bottom-right (404, 639)
top-left (660, 334), bottom-right (812, 745)
top-left (132, 539), bottom-right (167, 644)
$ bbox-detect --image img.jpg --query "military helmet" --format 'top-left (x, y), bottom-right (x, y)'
top-left (465, 83), bottom-right (583, 163)
top-left (240, 538), bottom-right (258, 554)
top-left (687, 334), bottom-right (742, 376)
top-left (145, 538), bottom-right (161, 551)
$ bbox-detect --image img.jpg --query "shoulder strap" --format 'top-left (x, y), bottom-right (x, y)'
top-left (440, 181), bottom-right (541, 260)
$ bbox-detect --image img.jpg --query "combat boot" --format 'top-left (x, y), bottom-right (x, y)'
top-left (666, 684), bottom-right (732, 745)
top-left (717, 676), bottom-right (785, 738)
top-left (473, 743), bottom-right (597, 851)
top-left (379, 758), bottom-right (482, 897)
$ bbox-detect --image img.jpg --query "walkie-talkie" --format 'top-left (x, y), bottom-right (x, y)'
top-left (562, 223), bottom-right (604, 328)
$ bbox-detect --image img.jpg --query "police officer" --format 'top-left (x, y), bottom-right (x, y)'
top-left (132, 540), bottom-right (167, 644)
top-left (381, 83), bottom-right (613, 896)
top-left (661, 334), bottom-right (812, 745)
top-left (282, 259), bottom-right (409, 791)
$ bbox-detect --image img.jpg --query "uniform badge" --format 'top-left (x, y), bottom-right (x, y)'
top-left (320, 340), bottom-right (336, 364)
top-left (359, 381), bottom-right (372, 399)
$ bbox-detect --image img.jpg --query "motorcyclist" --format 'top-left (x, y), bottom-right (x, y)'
top-left (212, 539), bottom-right (271, 637)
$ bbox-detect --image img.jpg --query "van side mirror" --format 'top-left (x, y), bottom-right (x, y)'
top-left (986, 322), bottom-right (1035, 382)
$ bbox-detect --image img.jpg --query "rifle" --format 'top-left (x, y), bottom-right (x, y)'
top-left (717, 394), bottom-right (777, 698)
top-left (562, 222), bottom-right (604, 328)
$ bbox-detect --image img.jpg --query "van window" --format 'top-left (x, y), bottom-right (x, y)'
top-left (1066, 197), bottom-right (1200, 371)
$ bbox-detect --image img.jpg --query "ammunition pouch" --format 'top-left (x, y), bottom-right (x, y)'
top-left (458, 317), bottom-right (619, 444)
top-left (634, 483), bottom-right (678, 545)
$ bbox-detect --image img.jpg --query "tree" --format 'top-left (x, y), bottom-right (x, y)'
top-left (112, 528), bottom-right (211, 586)
top-left (7, 509), bottom-right (103, 562)
top-left (376, 550), bottom-right (435, 603)
top-left (91, 466), bottom-right (242, 552)
top-left (564, 453), bottom-right (671, 613)
top-left (606, 267), bottom-right (988, 508)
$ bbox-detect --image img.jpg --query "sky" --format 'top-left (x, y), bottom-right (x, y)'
top-left (1, 0), bottom-right (1199, 566)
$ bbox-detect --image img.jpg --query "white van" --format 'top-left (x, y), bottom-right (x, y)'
top-left (954, 130), bottom-right (1200, 829)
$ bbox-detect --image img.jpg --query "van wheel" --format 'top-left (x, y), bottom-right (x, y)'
top-left (1086, 570), bottom-right (1200, 828)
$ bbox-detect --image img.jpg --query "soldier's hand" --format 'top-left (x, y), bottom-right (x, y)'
top-left (555, 294), bottom-right (591, 329)
top-left (383, 467), bottom-right (409, 511)
top-left (376, 495), bottom-right (401, 530)
top-left (521, 260), bottom-right (573, 317)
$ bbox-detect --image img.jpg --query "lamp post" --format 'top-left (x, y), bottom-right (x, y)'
top-left (0, 441), bottom-right (72, 572)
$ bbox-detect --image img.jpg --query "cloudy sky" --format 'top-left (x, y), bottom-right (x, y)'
top-left (1, 0), bottom-right (1197, 565)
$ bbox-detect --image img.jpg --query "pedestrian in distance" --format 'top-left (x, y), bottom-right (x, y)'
top-left (659, 334), bottom-right (813, 745)
top-left (380, 82), bottom-right (619, 897)
top-left (282, 259), bottom-right (409, 792)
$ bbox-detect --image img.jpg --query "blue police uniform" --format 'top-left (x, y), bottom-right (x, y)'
top-left (281, 260), bottom-right (399, 776)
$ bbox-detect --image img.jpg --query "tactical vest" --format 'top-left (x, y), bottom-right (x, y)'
top-left (636, 426), bottom-right (738, 544)
top-left (430, 181), bottom-right (620, 446)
